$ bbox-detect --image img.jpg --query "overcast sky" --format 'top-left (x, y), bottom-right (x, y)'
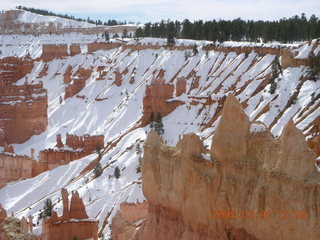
top-left (2, 0), bottom-right (320, 22)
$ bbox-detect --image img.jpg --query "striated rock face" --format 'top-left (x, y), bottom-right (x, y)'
top-left (0, 204), bottom-right (7, 236)
top-left (0, 153), bottom-right (33, 188)
top-left (0, 57), bottom-right (34, 84)
top-left (70, 44), bottom-right (81, 56)
top-left (0, 83), bottom-right (48, 145)
top-left (41, 44), bottom-right (69, 62)
top-left (112, 202), bottom-right (148, 240)
top-left (142, 78), bottom-right (184, 125)
top-left (42, 189), bottom-right (98, 240)
top-left (33, 133), bottom-right (104, 177)
top-left (87, 42), bottom-right (121, 53)
top-left (64, 67), bottom-right (92, 99)
top-left (137, 94), bottom-right (320, 240)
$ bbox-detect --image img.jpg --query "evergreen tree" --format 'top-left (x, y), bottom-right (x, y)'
top-left (72, 236), bottom-right (79, 240)
top-left (307, 52), bottom-right (320, 81)
top-left (149, 112), bottom-right (155, 128)
top-left (135, 27), bottom-right (143, 38)
top-left (113, 33), bottom-right (119, 38)
top-left (154, 113), bottom-right (164, 136)
top-left (122, 29), bottom-right (128, 39)
top-left (104, 31), bottom-right (110, 41)
top-left (40, 198), bottom-right (53, 219)
top-left (93, 162), bottom-right (103, 177)
top-left (114, 167), bottom-right (121, 179)
top-left (192, 44), bottom-right (198, 56)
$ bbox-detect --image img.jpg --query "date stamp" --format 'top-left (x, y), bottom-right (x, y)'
top-left (211, 210), bottom-right (307, 220)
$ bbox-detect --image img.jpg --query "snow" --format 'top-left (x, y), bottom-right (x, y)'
top-left (0, 33), bottom-right (319, 237)
top-left (250, 123), bottom-right (267, 133)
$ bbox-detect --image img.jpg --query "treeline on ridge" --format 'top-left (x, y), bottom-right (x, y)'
top-left (15, 6), bottom-right (128, 26)
top-left (135, 14), bottom-right (320, 43)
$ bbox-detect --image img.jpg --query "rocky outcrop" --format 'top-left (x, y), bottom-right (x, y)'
top-left (70, 44), bottom-right (81, 56)
top-left (0, 153), bottom-right (33, 188)
top-left (65, 133), bottom-right (104, 153)
top-left (42, 189), bottom-right (98, 240)
top-left (0, 204), bottom-right (7, 236)
top-left (142, 78), bottom-right (184, 125)
top-left (137, 94), bottom-right (319, 240)
top-left (0, 83), bottom-right (48, 145)
top-left (87, 42), bottom-right (121, 53)
top-left (0, 57), bottom-right (47, 145)
top-left (0, 57), bottom-right (34, 84)
top-left (0, 215), bottom-right (35, 240)
top-left (34, 133), bottom-right (104, 176)
top-left (112, 202), bottom-right (148, 240)
top-left (64, 68), bottom-right (92, 99)
top-left (42, 44), bottom-right (69, 62)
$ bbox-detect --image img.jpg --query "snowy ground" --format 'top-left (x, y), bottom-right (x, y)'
top-left (0, 36), bottom-right (319, 237)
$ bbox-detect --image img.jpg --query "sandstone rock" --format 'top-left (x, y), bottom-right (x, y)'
top-left (70, 44), bottom-right (81, 56)
top-left (69, 191), bottom-right (89, 219)
top-left (3, 142), bottom-right (14, 153)
top-left (0, 153), bottom-right (33, 188)
top-left (55, 134), bottom-right (64, 148)
top-left (42, 189), bottom-right (98, 240)
top-left (42, 44), bottom-right (69, 62)
top-left (211, 94), bottom-right (249, 163)
top-left (112, 201), bottom-right (148, 240)
top-left (142, 78), bottom-right (184, 126)
top-left (137, 95), bottom-right (320, 240)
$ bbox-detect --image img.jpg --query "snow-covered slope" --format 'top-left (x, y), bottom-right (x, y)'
top-left (16, 10), bottom-right (97, 28)
top-left (0, 36), bottom-right (319, 237)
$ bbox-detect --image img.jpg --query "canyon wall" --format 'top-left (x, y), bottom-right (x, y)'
top-left (0, 57), bottom-right (48, 145)
top-left (142, 78), bottom-right (184, 125)
top-left (137, 94), bottom-right (320, 240)
top-left (42, 189), bottom-right (98, 240)
top-left (0, 153), bottom-right (33, 188)
top-left (112, 202), bottom-right (148, 240)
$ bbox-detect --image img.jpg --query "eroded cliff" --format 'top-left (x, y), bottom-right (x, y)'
top-left (136, 94), bottom-right (320, 240)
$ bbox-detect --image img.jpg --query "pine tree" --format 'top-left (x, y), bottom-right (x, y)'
top-left (94, 162), bottom-right (103, 177)
top-left (192, 44), bottom-right (198, 56)
top-left (114, 167), bottom-right (121, 179)
top-left (104, 31), bottom-right (110, 41)
top-left (40, 198), bottom-right (53, 219)
top-left (307, 52), bottom-right (320, 81)
top-left (154, 113), bottom-right (164, 136)
top-left (122, 29), bottom-right (128, 39)
top-left (149, 112), bottom-right (155, 128)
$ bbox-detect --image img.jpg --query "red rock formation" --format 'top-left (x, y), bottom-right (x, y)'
top-left (42, 189), bottom-right (98, 240)
top-left (37, 64), bottom-right (48, 78)
top-left (64, 68), bottom-right (92, 99)
top-left (32, 133), bottom-right (104, 177)
top-left (42, 44), bottom-right (69, 62)
top-left (0, 82), bottom-right (48, 145)
top-left (69, 191), bottom-right (89, 219)
top-left (142, 78), bottom-right (184, 125)
top-left (55, 134), bottom-right (64, 148)
top-left (3, 142), bottom-right (14, 153)
top-left (0, 204), bottom-right (7, 235)
top-left (0, 57), bottom-right (47, 145)
top-left (65, 133), bottom-right (104, 153)
top-left (0, 153), bottom-right (33, 188)
top-left (112, 202), bottom-right (148, 240)
top-left (63, 65), bottom-right (72, 84)
top-left (114, 71), bottom-right (122, 86)
top-left (87, 42), bottom-right (121, 53)
top-left (0, 57), bottom-right (34, 84)
top-left (136, 94), bottom-right (320, 240)
top-left (70, 44), bottom-right (81, 56)
top-left (175, 77), bottom-right (186, 97)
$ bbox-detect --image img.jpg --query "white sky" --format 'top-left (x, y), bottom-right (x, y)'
top-left (1, 0), bottom-right (320, 22)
